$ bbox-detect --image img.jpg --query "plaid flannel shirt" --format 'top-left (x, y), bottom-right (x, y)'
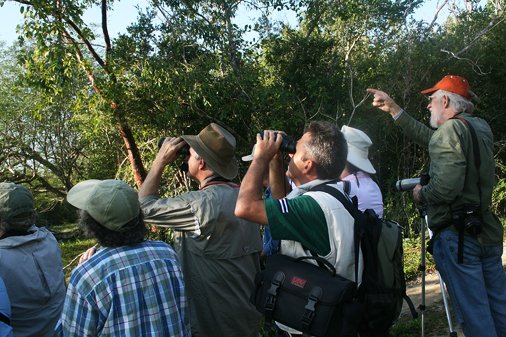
top-left (55, 240), bottom-right (190, 337)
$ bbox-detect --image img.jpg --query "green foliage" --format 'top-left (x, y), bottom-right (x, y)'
top-left (2, 0), bottom-right (506, 235)
top-left (0, 45), bottom-right (91, 202)
top-left (390, 316), bottom-right (420, 337)
top-left (403, 236), bottom-right (436, 280)
top-left (492, 160), bottom-right (506, 225)
top-left (4, 3), bottom-right (503, 335)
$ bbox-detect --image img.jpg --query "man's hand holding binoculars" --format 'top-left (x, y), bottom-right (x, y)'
top-left (253, 130), bottom-right (284, 163)
top-left (156, 137), bottom-right (189, 167)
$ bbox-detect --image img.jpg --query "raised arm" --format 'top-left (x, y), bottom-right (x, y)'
top-left (367, 88), bottom-right (402, 117)
top-left (235, 131), bottom-right (283, 225)
top-left (268, 152), bottom-right (291, 199)
top-left (139, 137), bottom-right (187, 198)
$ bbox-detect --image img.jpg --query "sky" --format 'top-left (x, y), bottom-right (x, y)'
top-left (0, 0), bottom-right (453, 46)
top-left (0, 0), bottom-right (147, 45)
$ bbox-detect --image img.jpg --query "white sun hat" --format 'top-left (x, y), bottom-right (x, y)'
top-left (241, 144), bottom-right (256, 162)
top-left (341, 125), bottom-right (376, 174)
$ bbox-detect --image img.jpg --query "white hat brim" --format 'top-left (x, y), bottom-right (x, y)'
top-left (347, 152), bottom-right (376, 174)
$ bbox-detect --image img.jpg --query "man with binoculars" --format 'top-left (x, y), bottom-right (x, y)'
top-left (368, 75), bottom-right (506, 337)
top-left (139, 123), bottom-right (262, 337)
top-left (235, 121), bottom-right (362, 336)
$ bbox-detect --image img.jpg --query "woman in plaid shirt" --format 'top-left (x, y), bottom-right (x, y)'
top-left (55, 179), bottom-right (190, 337)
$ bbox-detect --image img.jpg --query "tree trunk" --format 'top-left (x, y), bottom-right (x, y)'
top-left (117, 116), bottom-right (147, 188)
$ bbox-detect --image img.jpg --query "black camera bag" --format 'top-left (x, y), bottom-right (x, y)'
top-left (251, 254), bottom-right (359, 337)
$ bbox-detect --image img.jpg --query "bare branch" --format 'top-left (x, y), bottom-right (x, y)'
top-left (426, 0), bottom-right (450, 32)
top-left (8, 0), bottom-right (32, 5)
top-left (101, 0), bottom-right (112, 56)
top-left (347, 79), bottom-right (372, 126)
top-left (296, 95), bottom-right (308, 122)
top-left (440, 5), bottom-right (505, 76)
top-left (64, 17), bottom-right (108, 72)
top-left (445, 15), bottom-right (505, 58)
top-left (61, 27), bottom-right (102, 95)
top-left (440, 49), bottom-right (491, 75)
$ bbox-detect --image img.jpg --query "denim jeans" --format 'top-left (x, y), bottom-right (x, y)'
top-left (433, 229), bottom-right (506, 337)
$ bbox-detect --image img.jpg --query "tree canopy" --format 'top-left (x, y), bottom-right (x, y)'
top-left (1, 0), bottom-right (505, 230)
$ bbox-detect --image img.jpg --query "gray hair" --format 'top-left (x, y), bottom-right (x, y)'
top-left (0, 212), bottom-right (35, 233)
top-left (303, 121), bottom-right (348, 179)
top-left (435, 90), bottom-right (475, 113)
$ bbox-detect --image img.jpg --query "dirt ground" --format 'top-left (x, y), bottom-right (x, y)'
top-left (399, 242), bottom-right (506, 336)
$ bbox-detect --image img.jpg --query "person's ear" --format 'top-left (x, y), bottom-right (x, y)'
top-left (302, 159), bottom-right (314, 174)
top-left (198, 159), bottom-right (205, 170)
top-left (442, 95), bottom-right (450, 108)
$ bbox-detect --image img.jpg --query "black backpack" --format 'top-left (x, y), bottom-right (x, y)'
top-left (312, 184), bottom-right (418, 334)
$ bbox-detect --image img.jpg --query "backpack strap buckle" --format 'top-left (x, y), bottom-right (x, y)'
top-left (301, 287), bottom-right (322, 331)
top-left (264, 271), bottom-right (285, 324)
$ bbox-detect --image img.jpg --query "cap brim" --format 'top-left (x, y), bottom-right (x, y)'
top-left (67, 179), bottom-right (101, 210)
top-left (420, 87), bottom-right (436, 95)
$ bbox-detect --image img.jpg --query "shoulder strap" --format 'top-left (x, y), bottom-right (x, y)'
top-left (0, 312), bottom-right (10, 326)
top-left (310, 184), bottom-right (361, 284)
top-left (452, 116), bottom-right (481, 176)
top-left (343, 180), bottom-right (351, 195)
top-left (403, 294), bottom-right (419, 319)
top-left (311, 184), bottom-right (356, 216)
top-left (452, 116), bottom-right (483, 264)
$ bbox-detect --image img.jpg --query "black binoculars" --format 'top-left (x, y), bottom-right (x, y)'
top-left (157, 137), bottom-right (190, 156)
top-left (259, 131), bottom-right (296, 154)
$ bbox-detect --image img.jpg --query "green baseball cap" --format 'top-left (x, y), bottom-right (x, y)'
top-left (0, 182), bottom-right (34, 221)
top-left (67, 179), bottom-right (140, 231)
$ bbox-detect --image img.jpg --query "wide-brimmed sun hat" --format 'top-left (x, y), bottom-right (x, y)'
top-left (67, 179), bottom-right (140, 231)
top-left (420, 75), bottom-right (473, 100)
top-left (181, 123), bottom-right (238, 179)
top-left (341, 125), bottom-right (376, 174)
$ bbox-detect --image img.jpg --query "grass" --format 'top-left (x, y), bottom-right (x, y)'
top-left (60, 237), bottom-right (97, 280)
top-left (52, 222), bottom-right (96, 281)
top-left (392, 299), bottom-right (461, 337)
top-left (53, 222), bottom-right (81, 234)
top-left (392, 237), bottom-right (454, 336)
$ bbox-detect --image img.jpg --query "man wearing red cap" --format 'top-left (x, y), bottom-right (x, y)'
top-left (368, 76), bottom-right (506, 337)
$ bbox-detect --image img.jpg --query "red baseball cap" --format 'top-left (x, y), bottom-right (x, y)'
top-left (420, 75), bottom-right (472, 100)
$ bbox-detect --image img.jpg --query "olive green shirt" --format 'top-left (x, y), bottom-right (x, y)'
top-left (395, 111), bottom-right (503, 245)
top-left (140, 177), bottom-right (262, 337)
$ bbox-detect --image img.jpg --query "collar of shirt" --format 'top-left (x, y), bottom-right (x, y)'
top-left (286, 179), bottom-right (336, 199)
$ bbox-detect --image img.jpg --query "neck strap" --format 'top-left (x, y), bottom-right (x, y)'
top-left (451, 116), bottom-right (482, 206)
top-left (200, 176), bottom-right (239, 190)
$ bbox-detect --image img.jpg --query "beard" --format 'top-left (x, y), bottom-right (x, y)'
top-left (430, 111), bottom-right (439, 128)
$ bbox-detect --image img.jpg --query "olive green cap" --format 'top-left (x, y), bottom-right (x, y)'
top-left (67, 179), bottom-right (140, 231)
